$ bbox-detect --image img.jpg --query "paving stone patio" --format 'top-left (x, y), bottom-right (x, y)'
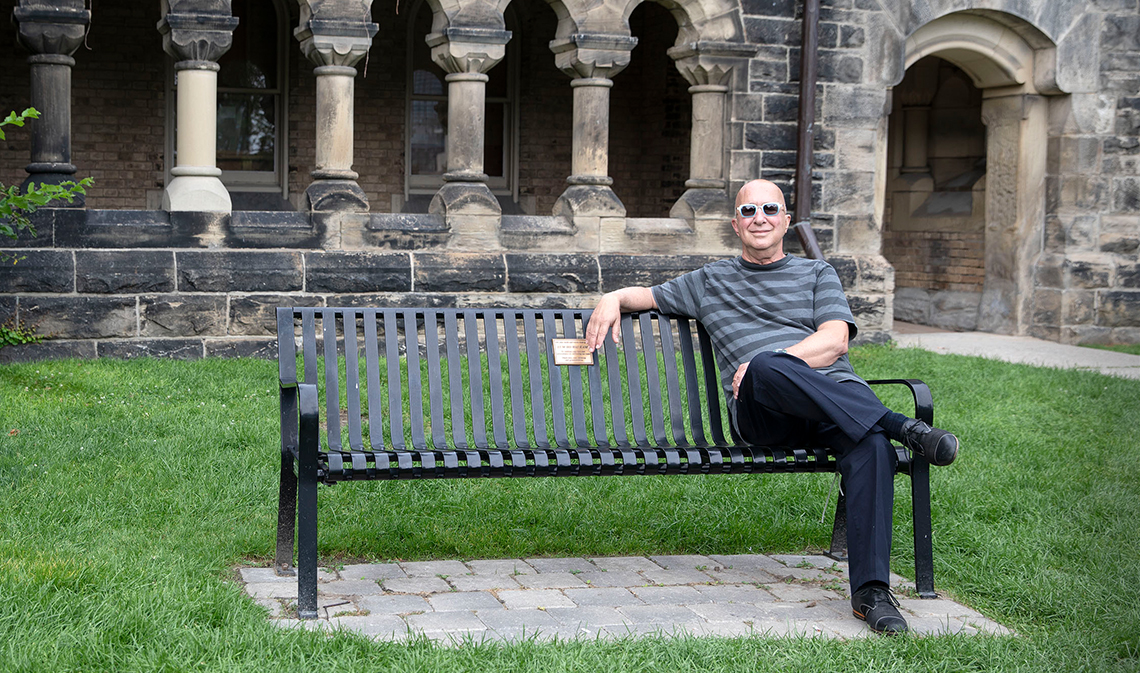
top-left (239, 553), bottom-right (1012, 644)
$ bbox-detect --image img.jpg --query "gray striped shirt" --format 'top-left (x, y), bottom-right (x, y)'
top-left (651, 255), bottom-right (864, 428)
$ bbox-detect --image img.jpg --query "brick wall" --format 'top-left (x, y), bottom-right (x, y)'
top-left (883, 230), bottom-right (985, 293)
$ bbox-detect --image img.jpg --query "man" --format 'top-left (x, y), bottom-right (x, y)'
top-left (585, 179), bottom-right (958, 635)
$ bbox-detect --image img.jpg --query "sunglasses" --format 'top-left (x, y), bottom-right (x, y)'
top-left (737, 202), bottom-right (784, 218)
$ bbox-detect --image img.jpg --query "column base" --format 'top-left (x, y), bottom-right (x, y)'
top-left (429, 182), bottom-right (501, 250)
top-left (428, 182), bottom-right (501, 217)
top-left (163, 175), bottom-right (232, 213)
top-left (669, 187), bottom-right (732, 221)
top-left (306, 180), bottom-right (369, 213)
top-left (21, 171), bottom-right (85, 208)
top-left (553, 185), bottom-right (625, 218)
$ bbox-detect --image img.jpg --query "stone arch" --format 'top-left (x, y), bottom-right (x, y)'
top-left (884, 10), bottom-right (1060, 335)
top-left (617, 0), bottom-right (744, 47)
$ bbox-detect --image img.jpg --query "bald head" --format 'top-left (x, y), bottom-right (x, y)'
top-left (736, 179), bottom-right (787, 210)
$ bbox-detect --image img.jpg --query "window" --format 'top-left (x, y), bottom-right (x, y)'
top-left (165, 0), bottom-right (289, 204)
top-left (216, 0), bottom-right (288, 195)
top-left (405, 0), bottom-right (516, 200)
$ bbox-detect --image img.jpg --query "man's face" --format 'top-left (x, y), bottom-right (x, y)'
top-left (731, 182), bottom-right (790, 261)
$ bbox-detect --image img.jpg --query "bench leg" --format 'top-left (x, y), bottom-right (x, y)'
top-left (910, 458), bottom-right (937, 598)
top-left (274, 451), bottom-right (297, 577)
top-left (296, 443), bottom-right (319, 619)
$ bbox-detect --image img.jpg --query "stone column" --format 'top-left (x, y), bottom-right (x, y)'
top-left (667, 42), bottom-right (756, 223)
top-left (158, 1), bottom-right (239, 212)
top-left (426, 27), bottom-right (511, 232)
top-left (550, 34), bottom-right (637, 218)
top-left (12, 0), bottom-right (90, 204)
top-left (978, 93), bottom-right (1048, 335)
top-left (295, 1), bottom-right (378, 213)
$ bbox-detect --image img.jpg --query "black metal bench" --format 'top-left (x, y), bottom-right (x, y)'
top-left (275, 306), bottom-right (938, 619)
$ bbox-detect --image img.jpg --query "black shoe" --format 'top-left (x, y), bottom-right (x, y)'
top-left (900, 418), bottom-right (959, 466)
top-left (851, 584), bottom-right (909, 635)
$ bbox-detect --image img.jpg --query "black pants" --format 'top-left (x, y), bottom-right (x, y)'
top-left (735, 351), bottom-right (896, 592)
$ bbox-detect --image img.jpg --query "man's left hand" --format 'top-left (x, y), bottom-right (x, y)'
top-left (732, 362), bottom-right (749, 399)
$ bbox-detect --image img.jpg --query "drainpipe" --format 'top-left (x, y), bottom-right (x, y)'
top-left (793, 0), bottom-right (825, 260)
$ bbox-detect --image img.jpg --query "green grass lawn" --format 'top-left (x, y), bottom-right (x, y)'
top-left (1, 345), bottom-right (1138, 672)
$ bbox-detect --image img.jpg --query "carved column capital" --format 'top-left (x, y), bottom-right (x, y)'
top-left (427, 27), bottom-right (511, 75)
top-left (667, 41), bottom-right (756, 87)
top-left (158, 1), bottom-right (240, 64)
top-left (13, 0), bottom-right (90, 57)
top-left (549, 33), bottom-right (638, 80)
top-left (295, 0), bottom-right (377, 67)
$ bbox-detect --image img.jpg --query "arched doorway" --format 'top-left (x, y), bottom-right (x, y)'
top-left (885, 56), bottom-right (986, 330)
top-left (885, 12), bottom-right (1058, 336)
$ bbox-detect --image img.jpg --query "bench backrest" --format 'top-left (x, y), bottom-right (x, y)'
top-left (277, 307), bottom-right (740, 452)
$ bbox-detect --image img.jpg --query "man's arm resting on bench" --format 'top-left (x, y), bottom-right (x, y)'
top-left (586, 287), bottom-right (658, 353)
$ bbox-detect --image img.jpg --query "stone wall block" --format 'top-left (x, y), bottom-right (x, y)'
top-left (305, 252), bottom-right (412, 293)
top-left (1101, 214), bottom-right (1140, 234)
top-left (0, 250), bottom-right (73, 292)
top-left (744, 18), bottom-right (799, 46)
top-left (817, 51), bottom-right (863, 84)
top-left (823, 86), bottom-right (887, 129)
top-left (3, 210), bottom-right (55, 248)
top-left (1100, 233), bottom-right (1140, 256)
top-left (1062, 290), bottom-right (1096, 324)
top-left (734, 93), bottom-right (765, 121)
top-left (19, 296), bottom-right (136, 339)
top-left (229, 294), bottom-right (323, 336)
top-left (826, 255), bottom-right (857, 289)
top-left (1065, 215), bottom-right (1099, 249)
top-left (205, 338), bottom-right (278, 359)
top-left (141, 295), bottom-right (227, 337)
top-left (930, 291), bottom-right (981, 331)
top-left (893, 287), bottom-right (931, 324)
top-left (1061, 325), bottom-right (1112, 345)
top-left (415, 253), bottom-right (506, 293)
top-left (1097, 290), bottom-right (1140, 327)
top-left (823, 172), bottom-right (875, 215)
top-left (856, 255), bottom-right (894, 293)
top-left (177, 251), bottom-right (303, 292)
top-left (0, 340), bottom-right (97, 364)
top-left (847, 294), bottom-right (886, 328)
top-left (54, 210), bottom-right (179, 249)
top-left (741, 0), bottom-right (795, 17)
top-left (1061, 176), bottom-right (1109, 210)
top-left (325, 293), bottom-right (459, 309)
top-left (1064, 259), bottom-right (1112, 289)
top-left (748, 56), bottom-right (788, 85)
top-left (505, 254), bottom-right (600, 294)
top-left (1032, 289), bottom-right (1062, 326)
top-left (76, 251), bottom-right (175, 293)
top-left (1057, 136), bottom-right (1102, 174)
top-left (1118, 264), bottom-right (1140, 288)
top-left (762, 94), bottom-right (799, 122)
top-left (1112, 177), bottom-right (1140, 213)
top-left (98, 339), bottom-right (204, 360)
top-left (839, 25), bottom-right (865, 49)
top-left (744, 123), bottom-right (797, 151)
top-left (1034, 254), bottom-right (1064, 288)
top-left (1044, 215), bottom-right (1066, 253)
top-left (835, 128), bottom-right (878, 172)
top-left (598, 255), bottom-right (727, 290)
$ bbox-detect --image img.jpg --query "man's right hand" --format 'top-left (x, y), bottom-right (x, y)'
top-left (585, 293), bottom-right (623, 353)
top-left (585, 287), bottom-right (658, 353)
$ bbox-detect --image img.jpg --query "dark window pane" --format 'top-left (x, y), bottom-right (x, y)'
top-left (412, 7), bottom-right (447, 95)
top-left (410, 100), bottom-right (447, 175)
top-left (219, 0), bottom-right (276, 89)
top-left (217, 93), bottom-right (276, 171)
top-left (485, 103), bottom-right (504, 177)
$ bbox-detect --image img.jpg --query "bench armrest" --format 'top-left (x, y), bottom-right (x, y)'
top-left (866, 378), bottom-right (934, 425)
top-left (277, 307), bottom-right (298, 389)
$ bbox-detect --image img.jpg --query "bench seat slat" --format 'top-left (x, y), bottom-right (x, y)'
top-left (563, 313), bottom-right (590, 447)
top-left (445, 312), bottom-right (468, 450)
top-left (364, 311), bottom-right (384, 451)
top-left (344, 310), bottom-right (364, 451)
top-left (504, 312), bottom-right (530, 449)
top-left (403, 310), bottom-right (425, 451)
top-left (484, 313), bottom-right (508, 448)
top-left (424, 311), bottom-right (447, 450)
top-left (620, 314), bottom-right (650, 449)
top-left (522, 313), bottom-right (549, 449)
top-left (543, 311), bottom-right (571, 450)
top-left (465, 311), bottom-right (489, 449)
top-left (322, 309), bottom-right (343, 451)
top-left (583, 310), bottom-right (609, 449)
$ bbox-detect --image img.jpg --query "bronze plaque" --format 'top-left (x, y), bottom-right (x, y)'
top-left (552, 338), bottom-right (594, 366)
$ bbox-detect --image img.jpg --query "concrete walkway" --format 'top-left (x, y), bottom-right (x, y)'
top-left (893, 322), bottom-right (1140, 379)
top-left (241, 553), bottom-right (1011, 644)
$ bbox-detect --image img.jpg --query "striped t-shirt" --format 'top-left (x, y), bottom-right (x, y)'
top-left (651, 254), bottom-right (864, 428)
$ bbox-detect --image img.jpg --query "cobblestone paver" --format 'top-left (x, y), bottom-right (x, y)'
top-left (239, 554), bottom-right (1013, 644)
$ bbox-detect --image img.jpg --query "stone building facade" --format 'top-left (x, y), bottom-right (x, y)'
top-left (0, 0), bottom-right (1137, 360)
